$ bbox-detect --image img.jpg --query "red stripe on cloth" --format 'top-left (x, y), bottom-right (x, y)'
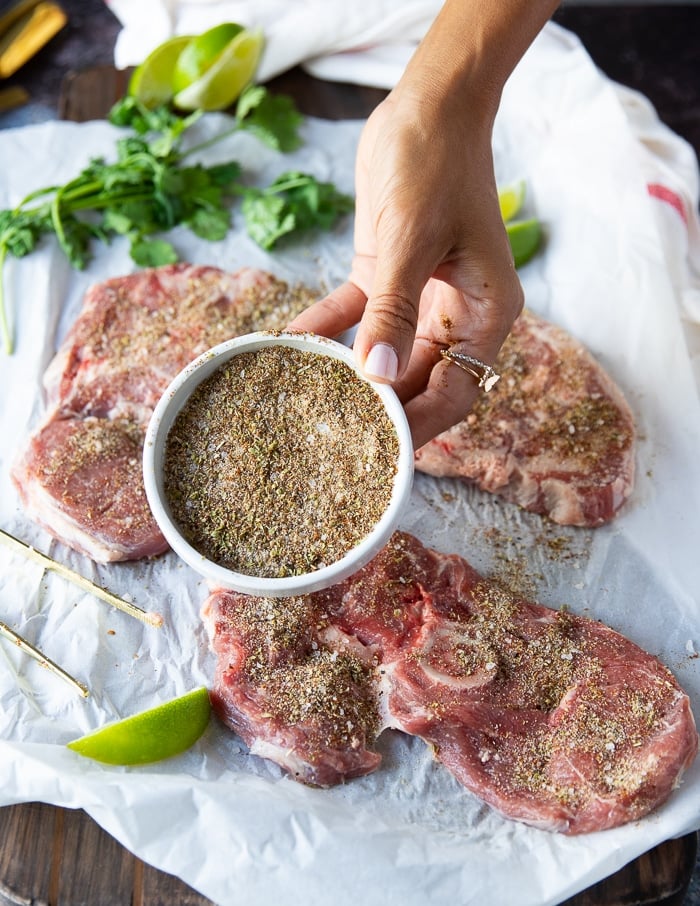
top-left (647, 183), bottom-right (687, 225)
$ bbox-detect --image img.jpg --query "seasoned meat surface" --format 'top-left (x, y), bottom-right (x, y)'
top-left (415, 310), bottom-right (636, 526)
top-left (204, 532), bottom-right (697, 834)
top-left (43, 264), bottom-right (311, 422)
top-left (12, 264), bottom-right (317, 562)
top-left (11, 415), bottom-right (166, 561)
top-left (204, 590), bottom-right (384, 787)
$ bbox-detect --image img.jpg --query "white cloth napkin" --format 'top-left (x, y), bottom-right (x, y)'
top-left (613, 82), bottom-right (700, 383)
top-left (108, 0), bottom-right (442, 84)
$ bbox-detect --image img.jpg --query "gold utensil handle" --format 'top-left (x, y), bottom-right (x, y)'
top-left (0, 529), bottom-right (163, 628)
top-left (0, 619), bottom-right (89, 697)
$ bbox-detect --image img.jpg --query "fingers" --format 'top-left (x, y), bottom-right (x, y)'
top-left (349, 112), bottom-right (444, 384)
top-left (353, 293), bottom-right (417, 382)
top-left (352, 230), bottom-right (439, 385)
top-left (287, 281), bottom-right (367, 338)
top-left (405, 355), bottom-right (484, 450)
top-left (393, 330), bottom-right (501, 450)
top-left (395, 275), bottom-right (522, 448)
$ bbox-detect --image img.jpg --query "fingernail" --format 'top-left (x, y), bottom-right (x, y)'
top-left (363, 343), bottom-right (399, 382)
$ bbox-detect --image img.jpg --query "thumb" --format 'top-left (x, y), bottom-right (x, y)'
top-left (352, 251), bottom-right (431, 385)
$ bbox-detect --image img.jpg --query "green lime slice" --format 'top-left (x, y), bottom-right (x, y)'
top-left (507, 218), bottom-right (542, 268)
top-left (498, 179), bottom-right (526, 222)
top-left (172, 22), bottom-right (244, 93)
top-left (128, 34), bottom-right (193, 109)
top-left (67, 687), bottom-right (211, 765)
top-left (174, 27), bottom-right (264, 112)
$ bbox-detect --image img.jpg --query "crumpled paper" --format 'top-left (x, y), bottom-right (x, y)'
top-left (1, 21), bottom-right (700, 906)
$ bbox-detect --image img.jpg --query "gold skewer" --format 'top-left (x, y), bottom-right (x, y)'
top-left (0, 529), bottom-right (163, 628)
top-left (0, 619), bottom-right (89, 698)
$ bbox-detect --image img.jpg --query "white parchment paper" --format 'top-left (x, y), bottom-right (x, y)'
top-left (1, 25), bottom-right (699, 906)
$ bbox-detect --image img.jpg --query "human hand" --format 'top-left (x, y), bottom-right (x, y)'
top-left (288, 81), bottom-right (524, 450)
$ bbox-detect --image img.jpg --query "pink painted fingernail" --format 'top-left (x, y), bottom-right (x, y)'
top-left (363, 343), bottom-right (398, 382)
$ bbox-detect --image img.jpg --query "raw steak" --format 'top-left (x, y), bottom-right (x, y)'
top-left (203, 532), bottom-right (698, 834)
top-left (43, 264), bottom-right (316, 423)
top-left (10, 415), bottom-right (165, 562)
top-left (12, 264), bottom-right (316, 562)
top-left (415, 310), bottom-right (636, 526)
top-left (203, 591), bottom-right (384, 787)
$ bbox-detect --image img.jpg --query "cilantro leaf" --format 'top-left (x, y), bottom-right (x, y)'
top-left (206, 161), bottom-right (242, 188)
top-left (234, 85), bottom-right (267, 121)
top-left (241, 171), bottom-right (353, 249)
top-left (129, 236), bottom-right (179, 267)
top-left (186, 207), bottom-right (231, 242)
top-left (0, 209), bottom-right (48, 258)
top-left (236, 87), bottom-right (304, 152)
top-left (241, 194), bottom-right (297, 250)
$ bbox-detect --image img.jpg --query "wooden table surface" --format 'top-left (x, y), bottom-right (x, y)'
top-left (0, 800), bottom-right (697, 906)
top-left (1, 19), bottom-right (699, 905)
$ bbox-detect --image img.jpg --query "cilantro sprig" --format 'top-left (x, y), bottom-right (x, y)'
top-left (241, 172), bottom-right (355, 250)
top-left (0, 86), bottom-right (353, 354)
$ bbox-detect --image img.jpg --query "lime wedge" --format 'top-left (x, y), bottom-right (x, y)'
top-left (128, 34), bottom-right (193, 109)
top-left (172, 22), bottom-right (244, 93)
top-left (498, 179), bottom-right (527, 223)
top-left (174, 28), bottom-right (264, 112)
top-left (507, 218), bottom-right (542, 268)
top-left (67, 687), bottom-right (211, 765)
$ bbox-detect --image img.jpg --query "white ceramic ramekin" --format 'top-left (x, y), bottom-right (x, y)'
top-left (143, 331), bottom-right (414, 597)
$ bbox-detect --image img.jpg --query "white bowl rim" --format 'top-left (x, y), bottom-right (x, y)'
top-left (143, 330), bottom-right (414, 597)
